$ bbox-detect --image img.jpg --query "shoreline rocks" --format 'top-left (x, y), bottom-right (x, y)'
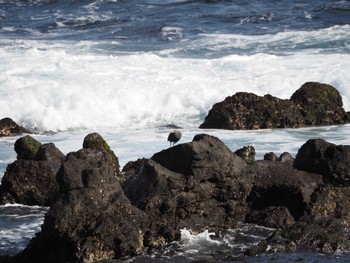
top-left (1, 133), bottom-right (350, 262)
top-left (199, 82), bottom-right (350, 130)
top-left (0, 136), bottom-right (64, 206)
top-left (0, 118), bottom-right (30, 137)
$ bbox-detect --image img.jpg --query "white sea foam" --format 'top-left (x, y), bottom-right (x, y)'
top-left (0, 26), bottom-right (349, 132)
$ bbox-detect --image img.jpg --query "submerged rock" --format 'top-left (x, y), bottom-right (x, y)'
top-left (199, 82), bottom-right (350, 130)
top-left (0, 118), bottom-right (30, 137)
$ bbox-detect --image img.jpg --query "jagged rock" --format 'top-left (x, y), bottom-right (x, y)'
top-left (16, 147), bottom-right (145, 263)
top-left (121, 158), bottom-right (147, 183)
top-left (245, 230), bottom-right (296, 256)
top-left (123, 134), bottom-right (251, 239)
top-left (234, 145), bottom-right (255, 164)
top-left (4, 133), bottom-right (350, 261)
top-left (284, 218), bottom-right (350, 253)
top-left (199, 82), bottom-right (350, 130)
top-left (0, 136), bottom-right (64, 206)
top-left (248, 144), bottom-right (350, 254)
top-left (294, 139), bottom-right (350, 185)
top-left (83, 133), bottom-right (120, 177)
top-left (0, 118), bottom-right (30, 137)
top-left (309, 186), bottom-right (350, 225)
top-left (246, 206), bottom-right (295, 229)
top-left (246, 161), bottom-right (322, 223)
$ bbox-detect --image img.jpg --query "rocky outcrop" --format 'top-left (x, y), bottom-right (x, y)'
top-left (15, 147), bottom-right (145, 263)
top-left (0, 136), bottom-right (64, 206)
top-left (0, 118), bottom-right (30, 137)
top-left (123, 134), bottom-right (251, 245)
top-left (82, 132), bottom-right (120, 178)
top-left (245, 161), bottom-right (322, 225)
top-left (248, 139), bottom-right (350, 255)
top-left (2, 133), bottom-right (350, 261)
top-left (199, 82), bottom-right (350, 130)
top-left (294, 138), bottom-right (350, 186)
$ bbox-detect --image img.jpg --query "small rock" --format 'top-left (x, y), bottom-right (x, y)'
top-left (235, 145), bottom-right (256, 164)
top-left (0, 118), bottom-right (30, 137)
top-left (14, 135), bottom-right (42, 160)
top-left (264, 152), bottom-right (278, 161)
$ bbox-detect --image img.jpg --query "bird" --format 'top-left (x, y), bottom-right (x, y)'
top-left (167, 130), bottom-right (182, 146)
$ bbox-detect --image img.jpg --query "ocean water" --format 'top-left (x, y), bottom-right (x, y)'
top-left (1, 0), bottom-right (350, 261)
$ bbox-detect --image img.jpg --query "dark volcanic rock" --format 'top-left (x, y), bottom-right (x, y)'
top-left (123, 134), bottom-right (251, 238)
top-left (294, 138), bottom-right (350, 185)
top-left (199, 82), bottom-right (349, 130)
top-left (4, 133), bottom-right (350, 261)
top-left (0, 118), bottom-right (30, 137)
top-left (251, 142), bottom-right (350, 255)
top-left (284, 218), bottom-right (350, 253)
top-left (14, 135), bottom-right (42, 160)
top-left (264, 152), bottom-right (278, 161)
top-left (246, 206), bottom-right (295, 229)
top-left (246, 161), bottom-right (322, 224)
top-left (0, 136), bottom-right (65, 206)
top-left (121, 158), bottom-right (147, 183)
top-left (234, 145), bottom-right (255, 164)
top-left (199, 92), bottom-right (300, 130)
top-left (16, 147), bottom-right (145, 263)
top-left (83, 132), bottom-right (120, 177)
top-left (290, 82), bottom-right (346, 126)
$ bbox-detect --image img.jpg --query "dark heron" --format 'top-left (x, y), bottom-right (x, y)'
top-left (167, 130), bottom-right (182, 146)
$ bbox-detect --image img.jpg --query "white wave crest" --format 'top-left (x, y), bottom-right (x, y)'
top-left (0, 29), bottom-right (349, 132)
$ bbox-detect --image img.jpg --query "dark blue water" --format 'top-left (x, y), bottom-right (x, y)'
top-left (1, 0), bottom-right (350, 56)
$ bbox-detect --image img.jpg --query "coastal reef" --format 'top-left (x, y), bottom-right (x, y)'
top-left (1, 132), bottom-right (350, 262)
top-left (199, 82), bottom-right (350, 129)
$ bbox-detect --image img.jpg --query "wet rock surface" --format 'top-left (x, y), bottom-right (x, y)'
top-left (199, 82), bottom-right (350, 130)
top-left (2, 133), bottom-right (350, 262)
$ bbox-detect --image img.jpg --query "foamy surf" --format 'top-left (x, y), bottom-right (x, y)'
top-left (1, 32), bottom-right (350, 132)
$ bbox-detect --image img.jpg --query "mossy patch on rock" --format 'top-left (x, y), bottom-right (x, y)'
top-left (83, 133), bottom-right (120, 177)
top-left (14, 135), bottom-right (42, 160)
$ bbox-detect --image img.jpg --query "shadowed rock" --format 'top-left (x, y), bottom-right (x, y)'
top-left (294, 138), bottom-right (350, 185)
top-left (123, 134), bottom-right (251, 238)
top-left (3, 133), bottom-right (350, 261)
top-left (15, 147), bottom-right (145, 263)
top-left (246, 161), bottom-right (322, 222)
top-left (0, 136), bottom-right (64, 206)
